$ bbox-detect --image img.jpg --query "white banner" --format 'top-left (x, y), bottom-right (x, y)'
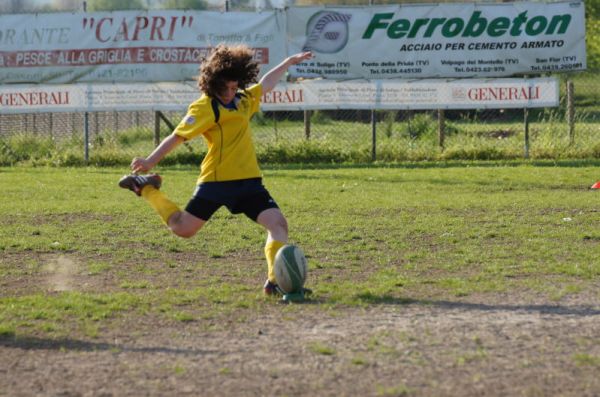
top-left (287, 1), bottom-right (586, 79)
top-left (0, 10), bottom-right (286, 84)
top-left (264, 78), bottom-right (559, 110)
top-left (0, 78), bottom-right (558, 114)
top-left (0, 3), bottom-right (586, 84)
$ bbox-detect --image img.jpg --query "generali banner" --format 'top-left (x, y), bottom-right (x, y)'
top-left (264, 78), bottom-right (559, 110)
top-left (287, 1), bottom-right (586, 79)
top-left (0, 10), bottom-right (285, 84)
top-left (0, 78), bottom-right (558, 114)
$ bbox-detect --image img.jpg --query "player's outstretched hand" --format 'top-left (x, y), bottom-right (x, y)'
top-left (288, 51), bottom-right (313, 65)
top-left (131, 157), bottom-right (153, 174)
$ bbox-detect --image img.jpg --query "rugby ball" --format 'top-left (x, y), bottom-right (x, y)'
top-left (274, 245), bottom-right (308, 293)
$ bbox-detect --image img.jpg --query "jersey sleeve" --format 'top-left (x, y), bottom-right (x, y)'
top-left (173, 100), bottom-right (215, 141)
top-left (245, 84), bottom-right (262, 114)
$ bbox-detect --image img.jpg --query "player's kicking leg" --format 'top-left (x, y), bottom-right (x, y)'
top-left (119, 174), bottom-right (205, 238)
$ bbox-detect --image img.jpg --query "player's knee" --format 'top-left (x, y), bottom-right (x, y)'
top-left (272, 216), bottom-right (288, 236)
top-left (168, 212), bottom-right (203, 238)
top-left (279, 217), bottom-right (289, 234)
top-left (169, 221), bottom-right (199, 238)
top-left (172, 227), bottom-right (197, 238)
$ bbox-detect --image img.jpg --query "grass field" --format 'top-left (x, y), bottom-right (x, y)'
top-left (1, 164), bottom-right (600, 395)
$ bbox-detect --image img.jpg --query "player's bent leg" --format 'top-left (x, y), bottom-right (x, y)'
top-left (119, 174), bottom-right (204, 238)
top-left (119, 174), bottom-right (181, 226)
top-left (167, 210), bottom-right (206, 238)
top-left (141, 185), bottom-right (180, 224)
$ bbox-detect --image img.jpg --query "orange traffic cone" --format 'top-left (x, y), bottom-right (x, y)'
top-left (591, 181), bottom-right (600, 189)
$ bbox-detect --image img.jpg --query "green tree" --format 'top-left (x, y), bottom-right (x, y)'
top-left (86, 0), bottom-right (144, 11)
top-left (50, 0), bottom-right (82, 12)
top-left (161, 0), bottom-right (208, 9)
top-left (0, 0), bottom-right (34, 13)
top-left (586, 0), bottom-right (600, 71)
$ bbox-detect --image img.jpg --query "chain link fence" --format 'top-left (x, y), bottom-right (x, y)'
top-left (1, 1), bottom-right (598, 164)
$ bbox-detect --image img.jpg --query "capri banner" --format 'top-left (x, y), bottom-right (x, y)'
top-left (0, 10), bottom-right (286, 84)
top-left (287, 1), bottom-right (586, 79)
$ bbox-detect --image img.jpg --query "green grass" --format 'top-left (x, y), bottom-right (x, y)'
top-left (376, 384), bottom-right (412, 397)
top-left (1, 164), bottom-right (599, 337)
top-left (573, 353), bottom-right (600, 367)
top-left (308, 342), bottom-right (336, 355)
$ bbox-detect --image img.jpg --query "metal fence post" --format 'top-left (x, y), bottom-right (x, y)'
top-left (84, 111), bottom-right (90, 163)
top-left (154, 111), bottom-right (160, 146)
top-left (524, 107), bottom-right (529, 159)
top-left (49, 113), bottom-right (53, 141)
top-left (567, 80), bottom-right (575, 145)
top-left (304, 110), bottom-right (311, 140)
top-left (438, 109), bottom-right (445, 150)
top-left (371, 109), bottom-right (376, 161)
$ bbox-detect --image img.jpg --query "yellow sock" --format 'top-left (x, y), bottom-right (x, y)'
top-left (264, 239), bottom-right (285, 283)
top-left (141, 186), bottom-right (180, 225)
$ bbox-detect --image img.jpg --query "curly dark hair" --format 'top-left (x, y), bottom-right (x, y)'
top-left (198, 44), bottom-right (260, 98)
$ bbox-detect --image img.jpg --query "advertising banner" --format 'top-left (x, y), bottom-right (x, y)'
top-left (287, 1), bottom-right (586, 79)
top-left (0, 78), bottom-right (558, 114)
top-left (0, 10), bottom-right (285, 84)
top-left (264, 78), bottom-right (559, 110)
top-left (0, 3), bottom-right (586, 84)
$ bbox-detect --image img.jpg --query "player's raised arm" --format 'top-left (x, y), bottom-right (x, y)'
top-left (259, 51), bottom-right (313, 94)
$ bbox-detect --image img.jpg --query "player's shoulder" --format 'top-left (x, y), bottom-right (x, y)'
top-left (189, 94), bottom-right (211, 107)
top-left (187, 95), bottom-right (213, 114)
top-left (244, 83), bottom-right (262, 98)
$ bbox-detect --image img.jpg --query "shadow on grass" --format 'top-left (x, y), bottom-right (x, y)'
top-left (434, 300), bottom-right (600, 315)
top-left (0, 335), bottom-right (216, 355)
top-left (353, 292), bottom-right (600, 316)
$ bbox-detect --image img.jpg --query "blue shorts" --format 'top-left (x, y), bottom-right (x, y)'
top-left (184, 178), bottom-right (279, 222)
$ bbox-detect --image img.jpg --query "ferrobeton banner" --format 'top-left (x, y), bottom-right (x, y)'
top-left (288, 1), bottom-right (586, 79)
top-left (0, 2), bottom-right (586, 84)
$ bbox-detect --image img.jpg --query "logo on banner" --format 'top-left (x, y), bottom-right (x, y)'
top-left (303, 11), bottom-right (352, 54)
top-left (451, 87), bottom-right (467, 100)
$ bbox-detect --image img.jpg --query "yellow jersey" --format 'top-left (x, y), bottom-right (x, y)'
top-left (174, 84), bottom-right (262, 183)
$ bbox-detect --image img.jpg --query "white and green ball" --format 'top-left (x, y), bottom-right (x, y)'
top-left (274, 245), bottom-right (308, 293)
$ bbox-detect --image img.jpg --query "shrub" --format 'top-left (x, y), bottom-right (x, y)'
top-left (0, 133), bottom-right (56, 163)
top-left (117, 128), bottom-right (155, 146)
top-left (258, 141), bottom-right (356, 163)
top-left (441, 146), bottom-right (516, 161)
top-left (383, 111), bottom-right (397, 138)
top-left (405, 113), bottom-right (435, 139)
top-left (312, 110), bottom-right (333, 125)
top-left (251, 112), bottom-right (270, 126)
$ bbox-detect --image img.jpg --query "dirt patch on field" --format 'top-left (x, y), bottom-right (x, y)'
top-left (2, 291), bottom-right (600, 397)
